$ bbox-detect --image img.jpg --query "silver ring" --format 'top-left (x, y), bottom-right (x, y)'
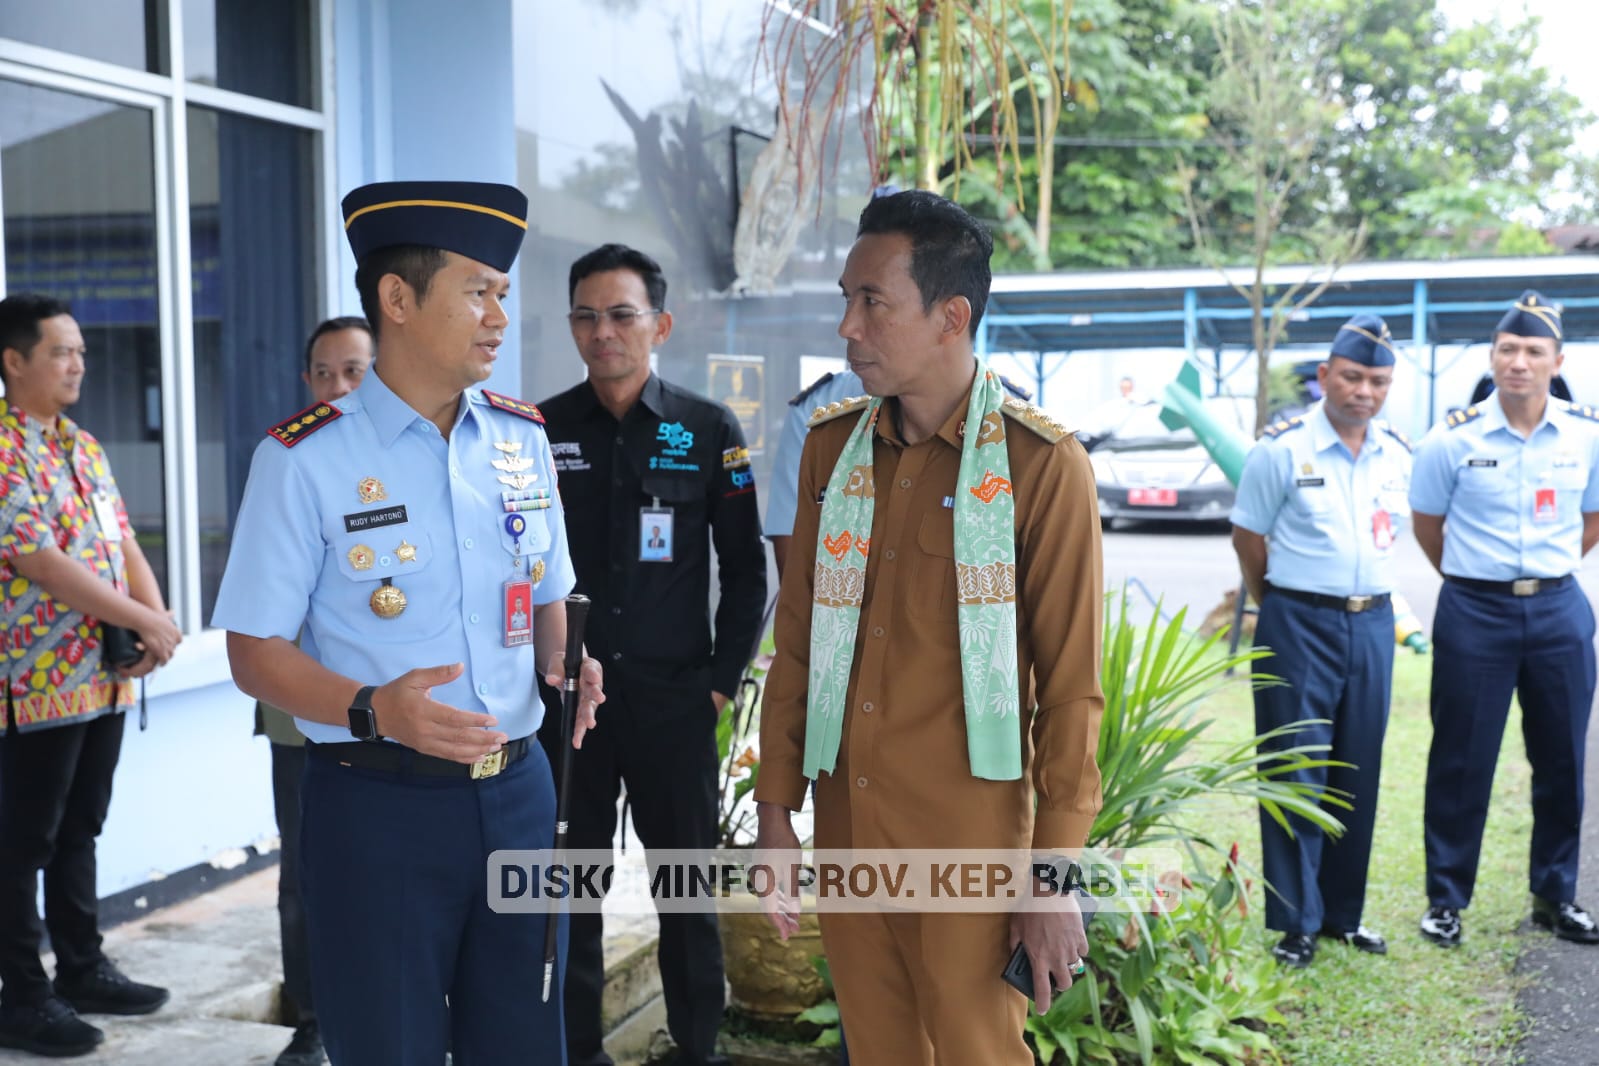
top-left (1069, 959), bottom-right (1086, 975)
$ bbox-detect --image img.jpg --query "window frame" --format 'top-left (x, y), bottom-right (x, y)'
top-left (0, 0), bottom-right (336, 642)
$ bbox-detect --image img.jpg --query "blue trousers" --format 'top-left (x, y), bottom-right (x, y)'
top-left (1252, 592), bottom-right (1394, 935)
top-left (1425, 579), bottom-right (1596, 908)
top-left (300, 744), bottom-right (567, 1066)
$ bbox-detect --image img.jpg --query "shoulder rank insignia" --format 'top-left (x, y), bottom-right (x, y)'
top-left (807, 395), bottom-right (872, 428)
top-left (1377, 421), bottom-right (1412, 451)
top-left (268, 403), bottom-right (342, 448)
top-left (1562, 401), bottom-right (1599, 424)
top-left (1445, 405), bottom-right (1484, 430)
top-left (789, 371), bottom-right (836, 407)
top-left (1001, 396), bottom-right (1070, 443)
top-left (482, 389), bottom-right (545, 424)
top-left (1261, 416), bottom-right (1305, 439)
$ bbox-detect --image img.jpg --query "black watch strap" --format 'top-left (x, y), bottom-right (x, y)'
top-left (347, 684), bottom-right (381, 741)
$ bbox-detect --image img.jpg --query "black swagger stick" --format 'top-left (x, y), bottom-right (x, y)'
top-left (543, 593), bottom-right (591, 1002)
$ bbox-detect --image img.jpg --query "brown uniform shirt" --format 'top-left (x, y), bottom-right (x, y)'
top-left (756, 390), bottom-right (1104, 853)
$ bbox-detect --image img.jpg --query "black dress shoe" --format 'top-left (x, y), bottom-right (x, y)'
top-left (53, 958), bottom-right (169, 1016)
top-left (0, 996), bottom-right (104, 1057)
top-left (1530, 897), bottom-right (1599, 944)
top-left (1271, 932), bottom-right (1315, 968)
top-left (1420, 905), bottom-right (1462, 947)
top-left (276, 1020), bottom-right (327, 1065)
top-left (1319, 925), bottom-right (1388, 955)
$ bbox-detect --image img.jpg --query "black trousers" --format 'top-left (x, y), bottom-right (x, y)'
top-left (540, 682), bottom-right (725, 1066)
top-left (270, 742), bottom-right (315, 1025)
top-left (0, 711), bottom-right (125, 1008)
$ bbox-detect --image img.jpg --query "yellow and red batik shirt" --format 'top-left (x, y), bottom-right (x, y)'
top-left (1, 399), bottom-right (135, 732)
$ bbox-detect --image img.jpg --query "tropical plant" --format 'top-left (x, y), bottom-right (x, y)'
top-left (1024, 588), bottom-right (1348, 1064)
top-left (716, 627), bottom-right (775, 849)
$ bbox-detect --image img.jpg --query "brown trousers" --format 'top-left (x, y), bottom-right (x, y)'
top-left (819, 910), bottom-right (1032, 1065)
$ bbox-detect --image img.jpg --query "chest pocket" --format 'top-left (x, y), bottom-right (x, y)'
top-left (640, 472), bottom-right (703, 507)
top-left (909, 513), bottom-right (958, 622)
top-left (1290, 477), bottom-right (1332, 516)
top-left (499, 508), bottom-right (555, 561)
top-left (334, 527), bottom-right (434, 583)
top-left (1458, 459), bottom-right (1509, 495)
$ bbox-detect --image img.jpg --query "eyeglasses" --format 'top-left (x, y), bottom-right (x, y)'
top-left (567, 307), bottom-right (661, 330)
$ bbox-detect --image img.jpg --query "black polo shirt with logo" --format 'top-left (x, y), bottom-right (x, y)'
top-left (537, 373), bottom-right (767, 701)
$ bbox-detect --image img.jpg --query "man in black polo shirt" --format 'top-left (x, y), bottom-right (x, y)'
top-left (538, 244), bottom-right (767, 1066)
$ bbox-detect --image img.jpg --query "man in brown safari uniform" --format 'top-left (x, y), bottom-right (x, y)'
top-left (755, 191), bottom-right (1105, 1065)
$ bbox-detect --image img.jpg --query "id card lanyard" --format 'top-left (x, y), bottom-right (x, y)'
top-left (503, 513), bottom-right (533, 647)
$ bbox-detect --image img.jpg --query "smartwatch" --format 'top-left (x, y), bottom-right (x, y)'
top-left (347, 684), bottom-right (382, 741)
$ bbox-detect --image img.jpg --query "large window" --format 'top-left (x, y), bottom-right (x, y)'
top-left (0, 80), bottom-right (167, 594)
top-left (0, 1), bottom-right (329, 633)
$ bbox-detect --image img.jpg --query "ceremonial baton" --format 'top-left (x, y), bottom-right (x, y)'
top-left (542, 593), bottom-right (591, 1002)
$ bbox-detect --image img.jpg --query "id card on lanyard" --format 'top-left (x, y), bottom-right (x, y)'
top-left (640, 501), bottom-right (674, 563)
top-left (92, 492), bottom-right (123, 544)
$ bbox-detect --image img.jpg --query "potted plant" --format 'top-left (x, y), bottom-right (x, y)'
top-left (715, 631), bottom-right (830, 1021)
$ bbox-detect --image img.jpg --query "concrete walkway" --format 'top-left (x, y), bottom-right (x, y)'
top-left (0, 866), bottom-right (663, 1066)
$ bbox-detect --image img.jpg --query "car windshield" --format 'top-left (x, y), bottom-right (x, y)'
top-left (1100, 406), bottom-right (1199, 452)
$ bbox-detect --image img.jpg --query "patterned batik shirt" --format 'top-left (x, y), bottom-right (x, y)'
top-left (1, 399), bottom-right (134, 732)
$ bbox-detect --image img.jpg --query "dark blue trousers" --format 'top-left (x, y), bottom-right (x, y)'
top-left (300, 743), bottom-right (567, 1066)
top-left (1425, 579), bottom-right (1596, 909)
top-left (1253, 591), bottom-right (1394, 936)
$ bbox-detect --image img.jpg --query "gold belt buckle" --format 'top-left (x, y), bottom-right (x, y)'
top-left (470, 750), bottom-right (506, 780)
top-left (1345, 595), bottom-right (1373, 613)
top-left (1511, 578), bottom-right (1540, 597)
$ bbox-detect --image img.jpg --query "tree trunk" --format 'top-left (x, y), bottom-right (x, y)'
top-left (913, 7), bottom-right (936, 191)
top-left (1033, 89), bottom-right (1057, 269)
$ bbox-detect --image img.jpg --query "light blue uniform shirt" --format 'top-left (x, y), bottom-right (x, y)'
top-left (212, 371), bottom-right (576, 744)
top-left (1231, 401), bottom-right (1413, 597)
top-left (763, 370), bottom-right (865, 537)
top-left (1409, 392), bottom-right (1599, 580)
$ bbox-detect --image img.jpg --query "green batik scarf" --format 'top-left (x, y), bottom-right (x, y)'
top-left (805, 364), bottom-right (1021, 781)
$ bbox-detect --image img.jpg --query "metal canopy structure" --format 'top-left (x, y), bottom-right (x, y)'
top-left (981, 255), bottom-right (1599, 359)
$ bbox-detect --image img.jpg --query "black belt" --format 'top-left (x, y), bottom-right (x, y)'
top-left (306, 736), bottom-right (532, 780)
top-left (1446, 574), bottom-right (1574, 597)
top-left (1266, 584), bottom-right (1391, 613)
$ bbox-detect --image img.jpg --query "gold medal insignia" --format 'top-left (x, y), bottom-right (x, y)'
top-left (357, 477), bottom-right (387, 503)
top-left (395, 539), bottom-right (418, 564)
top-left (370, 579), bottom-right (407, 619)
top-left (532, 559), bottom-right (546, 585)
top-left (347, 544), bottom-right (375, 571)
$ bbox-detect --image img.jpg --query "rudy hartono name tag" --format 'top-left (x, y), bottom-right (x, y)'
top-left (343, 505), bottom-right (409, 533)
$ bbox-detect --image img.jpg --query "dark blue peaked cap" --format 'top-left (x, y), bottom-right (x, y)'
top-left (1329, 313), bottom-right (1396, 367)
top-left (1494, 289), bottom-right (1563, 342)
top-left (341, 181), bottom-right (528, 272)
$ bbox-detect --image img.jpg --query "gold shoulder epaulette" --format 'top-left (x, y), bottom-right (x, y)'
top-left (807, 395), bottom-right (872, 428)
top-left (1563, 401), bottom-right (1599, 424)
top-left (1378, 421), bottom-right (1412, 451)
top-left (1262, 416), bottom-right (1305, 439)
top-left (1001, 395), bottom-right (1070, 443)
top-left (1445, 405), bottom-right (1484, 430)
top-left (267, 403), bottom-right (342, 448)
top-left (482, 389), bottom-right (545, 424)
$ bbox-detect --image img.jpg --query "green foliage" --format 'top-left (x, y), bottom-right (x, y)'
top-left (1024, 588), bottom-right (1345, 1064)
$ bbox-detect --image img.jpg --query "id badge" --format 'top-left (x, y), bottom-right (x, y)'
top-left (1372, 509), bottom-right (1393, 550)
top-left (1534, 487), bottom-right (1558, 525)
top-left (503, 578), bottom-right (533, 647)
top-left (91, 493), bottom-right (122, 544)
top-left (640, 506), bottom-right (674, 563)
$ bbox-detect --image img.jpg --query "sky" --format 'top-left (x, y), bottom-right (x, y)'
top-left (1439, 0), bottom-right (1599, 150)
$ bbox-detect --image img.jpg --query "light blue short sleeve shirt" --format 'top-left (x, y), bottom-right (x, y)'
top-left (1230, 401), bottom-right (1413, 597)
top-left (1409, 393), bottom-right (1599, 580)
top-left (211, 372), bottom-right (576, 743)
top-left (763, 370), bottom-right (866, 538)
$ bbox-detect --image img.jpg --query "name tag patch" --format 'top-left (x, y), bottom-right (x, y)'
top-left (1295, 477), bottom-right (1325, 487)
top-left (344, 505), bottom-right (409, 533)
top-left (1468, 458), bottom-right (1497, 468)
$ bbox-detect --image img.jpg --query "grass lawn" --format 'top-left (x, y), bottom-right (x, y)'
top-left (1184, 650), bottom-right (1535, 1065)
